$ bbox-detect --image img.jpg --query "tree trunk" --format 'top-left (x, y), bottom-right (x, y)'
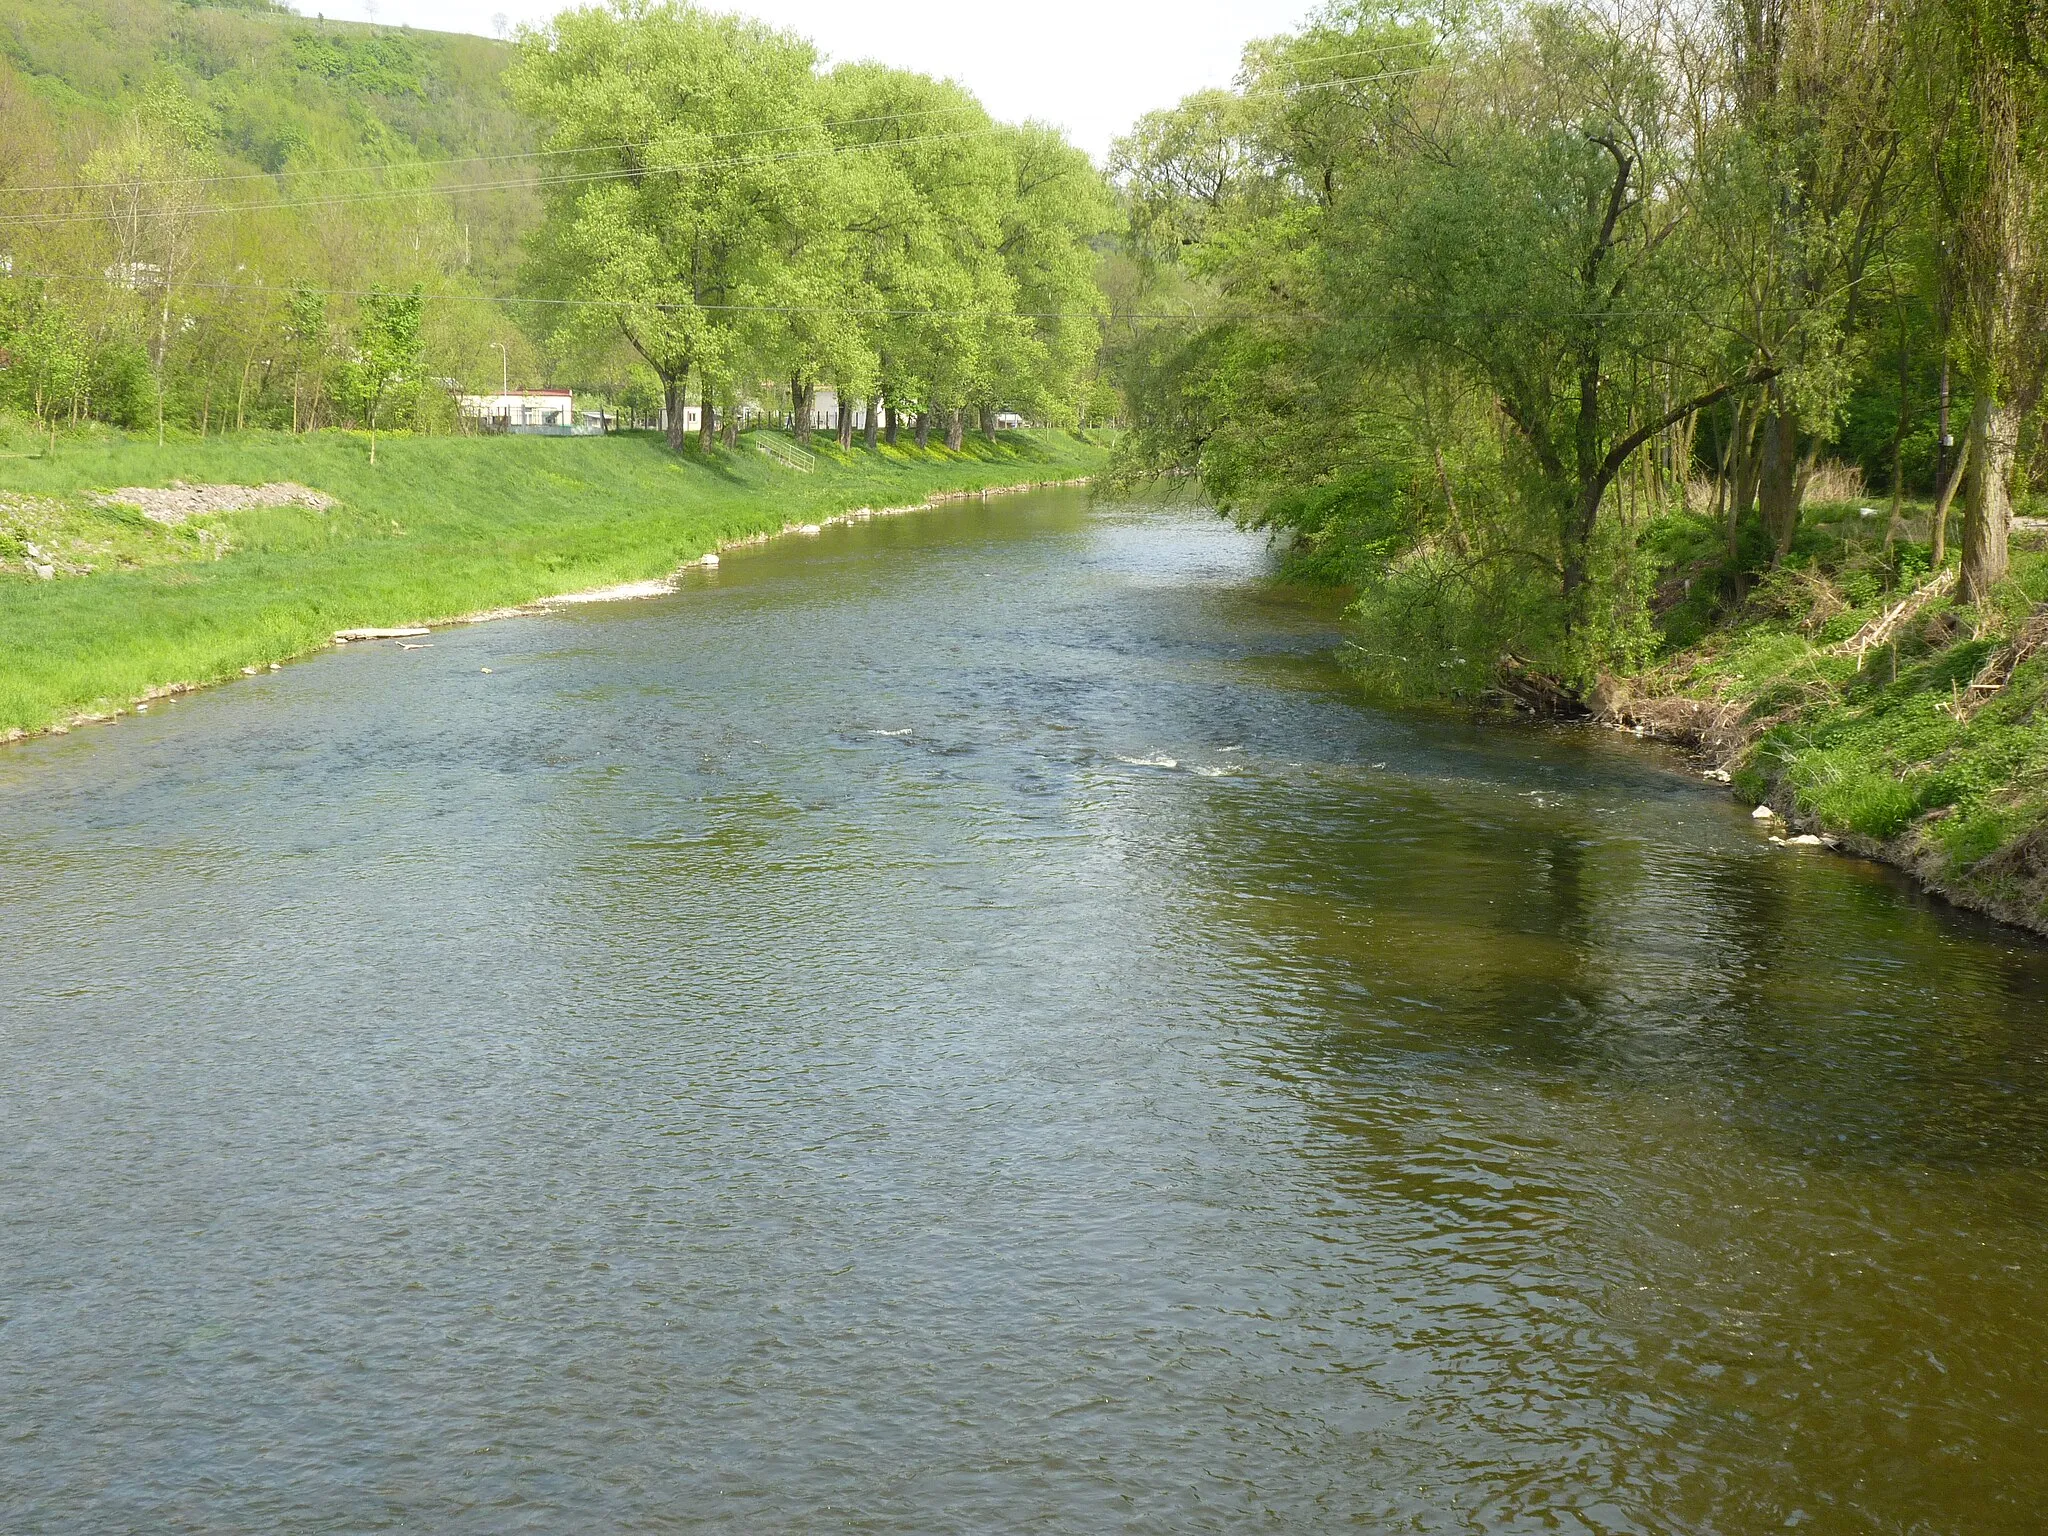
top-left (1934, 357), bottom-right (1951, 502)
top-left (1952, 38), bottom-right (2027, 601)
top-left (885, 404), bottom-right (899, 447)
top-left (837, 392), bottom-right (854, 451)
top-left (945, 408), bottom-right (964, 451)
top-left (1932, 433), bottom-right (1970, 568)
top-left (980, 404), bottom-right (996, 442)
top-left (1757, 408), bottom-right (1801, 560)
top-left (866, 396), bottom-right (880, 450)
top-left (792, 375), bottom-right (812, 449)
top-left (698, 375), bottom-right (715, 454)
top-left (914, 411), bottom-right (930, 451)
top-left (1960, 395), bottom-right (2016, 602)
top-left (1887, 319), bottom-right (1911, 550)
top-left (1724, 398), bottom-right (1764, 565)
top-left (664, 371), bottom-right (687, 451)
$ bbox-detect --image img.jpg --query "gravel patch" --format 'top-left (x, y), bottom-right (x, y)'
top-left (94, 481), bottom-right (337, 525)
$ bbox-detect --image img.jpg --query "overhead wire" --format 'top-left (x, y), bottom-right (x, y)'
top-left (0, 265), bottom-right (1852, 326)
top-left (0, 101), bottom-right (999, 200)
top-left (0, 124), bottom-right (1014, 229)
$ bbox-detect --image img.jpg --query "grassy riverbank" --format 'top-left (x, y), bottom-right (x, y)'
top-left (1596, 504), bottom-right (2048, 935)
top-left (0, 425), bottom-right (1108, 740)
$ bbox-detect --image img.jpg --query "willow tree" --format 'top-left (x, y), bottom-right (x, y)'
top-left (820, 66), bottom-right (1014, 447)
top-left (1344, 12), bottom-right (1777, 645)
top-left (1704, 0), bottom-right (1908, 559)
top-left (986, 122), bottom-right (1114, 435)
top-left (1940, 0), bottom-right (2046, 601)
top-left (511, 1), bottom-right (830, 451)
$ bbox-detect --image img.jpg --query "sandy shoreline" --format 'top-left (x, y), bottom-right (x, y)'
top-left (13, 476), bottom-right (1092, 743)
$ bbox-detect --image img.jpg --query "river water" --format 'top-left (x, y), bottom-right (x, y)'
top-left (3, 488), bottom-right (2046, 1533)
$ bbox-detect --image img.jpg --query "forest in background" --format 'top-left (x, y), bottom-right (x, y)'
top-left (0, 0), bottom-right (1113, 448)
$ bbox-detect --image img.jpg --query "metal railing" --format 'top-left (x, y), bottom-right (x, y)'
top-left (754, 433), bottom-right (817, 472)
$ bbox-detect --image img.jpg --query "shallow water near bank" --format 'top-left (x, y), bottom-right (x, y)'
top-left (3, 488), bottom-right (2046, 1532)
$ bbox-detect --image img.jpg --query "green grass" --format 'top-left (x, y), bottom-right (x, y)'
top-left (0, 425), bottom-right (1110, 737)
top-left (1637, 501), bottom-right (2048, 926)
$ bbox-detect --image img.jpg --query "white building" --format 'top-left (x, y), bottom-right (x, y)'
top-left (460, 389), bottom-right (580, 433)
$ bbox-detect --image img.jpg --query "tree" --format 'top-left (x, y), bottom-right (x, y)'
top-left (337, 286), bottom-right (424, 464)
top-left (84, 86), bottom-right (218, 445)
top-left (512, 1), bottom-right (832, 453)
top-left (1698, 0), bottom-right (1908, 560)
top-left (1939, 0), bottom-right (2046, 601)
top-left (283, 285), bottom-right (329, 434)
top-left (988, 122), bottom-right (1114, 431)
top-left (0, 287), bottom-right (88, 450)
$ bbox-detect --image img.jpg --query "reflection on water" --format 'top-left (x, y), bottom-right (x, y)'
top-left (2, 489), bottom-right (2045, 1533)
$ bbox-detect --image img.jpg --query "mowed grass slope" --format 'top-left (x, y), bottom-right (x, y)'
top-left (0, 428), bottom-right (1108, 737)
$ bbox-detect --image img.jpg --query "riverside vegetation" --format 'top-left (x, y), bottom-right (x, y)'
top-left (1105, 0), bottom-right (2048, 932)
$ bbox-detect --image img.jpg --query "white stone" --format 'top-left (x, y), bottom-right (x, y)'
top-left (798, 524), bottom-right (822, 536)
top-left (1752, 805), bottom-right (1778, 819)
top-left (1787, 834), bottom-right (1825, 846)
top-left (33, 564), bottom-right (54, 580)
top-left (700, 553), bottom-right (720, 567)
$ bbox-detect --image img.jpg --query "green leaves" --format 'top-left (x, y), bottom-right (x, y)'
top-left (510, 7), bottom-right (1110, 435)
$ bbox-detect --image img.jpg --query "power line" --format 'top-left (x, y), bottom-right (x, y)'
top-left (5, 266), bottom-right (1150, 320)
top-left (0, 102), bottom-right (999, 200)
top-left (4, 265), bottom-right (1849, 325)
top-left (1242, 38), bottom-right (1438, 71)
top-left (0, 126), bottom-right (1011, 229)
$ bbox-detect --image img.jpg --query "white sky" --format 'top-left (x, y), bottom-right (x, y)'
top-left (313, 0), bottom-right (1319, 161)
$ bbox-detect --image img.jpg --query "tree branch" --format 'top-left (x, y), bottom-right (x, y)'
top-left (1595, 365), bottom-right (1780, 489)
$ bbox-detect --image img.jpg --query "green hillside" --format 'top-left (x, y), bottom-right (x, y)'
top-left (0, 0), bottom-right (534, 280)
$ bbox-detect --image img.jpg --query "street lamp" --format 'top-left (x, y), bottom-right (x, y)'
top-left (491, 341), bottom-right (508, 396)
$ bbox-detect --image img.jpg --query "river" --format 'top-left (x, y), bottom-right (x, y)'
top-left (3, 487), bottom-right (2046, 1532)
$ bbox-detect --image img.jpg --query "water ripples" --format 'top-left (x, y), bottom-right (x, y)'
top-left (3, 492), bottom-right (2047, 1532)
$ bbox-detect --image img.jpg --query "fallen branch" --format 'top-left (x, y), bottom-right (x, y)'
top-left (1954, 604), bottom-right (2048, 721)
top-left (1833, 568), bottom-right (1957, 666)
top-left (1494, 654), bottom-right (1587, 716)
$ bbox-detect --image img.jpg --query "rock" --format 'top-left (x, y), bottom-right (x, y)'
top-left (1752, 804), bottom-right (1779, 820)
top-left (1703, 768), bottom-right (1731, 783)
top-left (798, 524), bottom-right (822, 536)
top-left (241, 666), bottom-right (259, 675)
top-left (1787, 834), bottom-right (1825, 846)
top-left (33, 564), bottom-right (54, 580)
top-left (700, 553), bottom-right (720, 567)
